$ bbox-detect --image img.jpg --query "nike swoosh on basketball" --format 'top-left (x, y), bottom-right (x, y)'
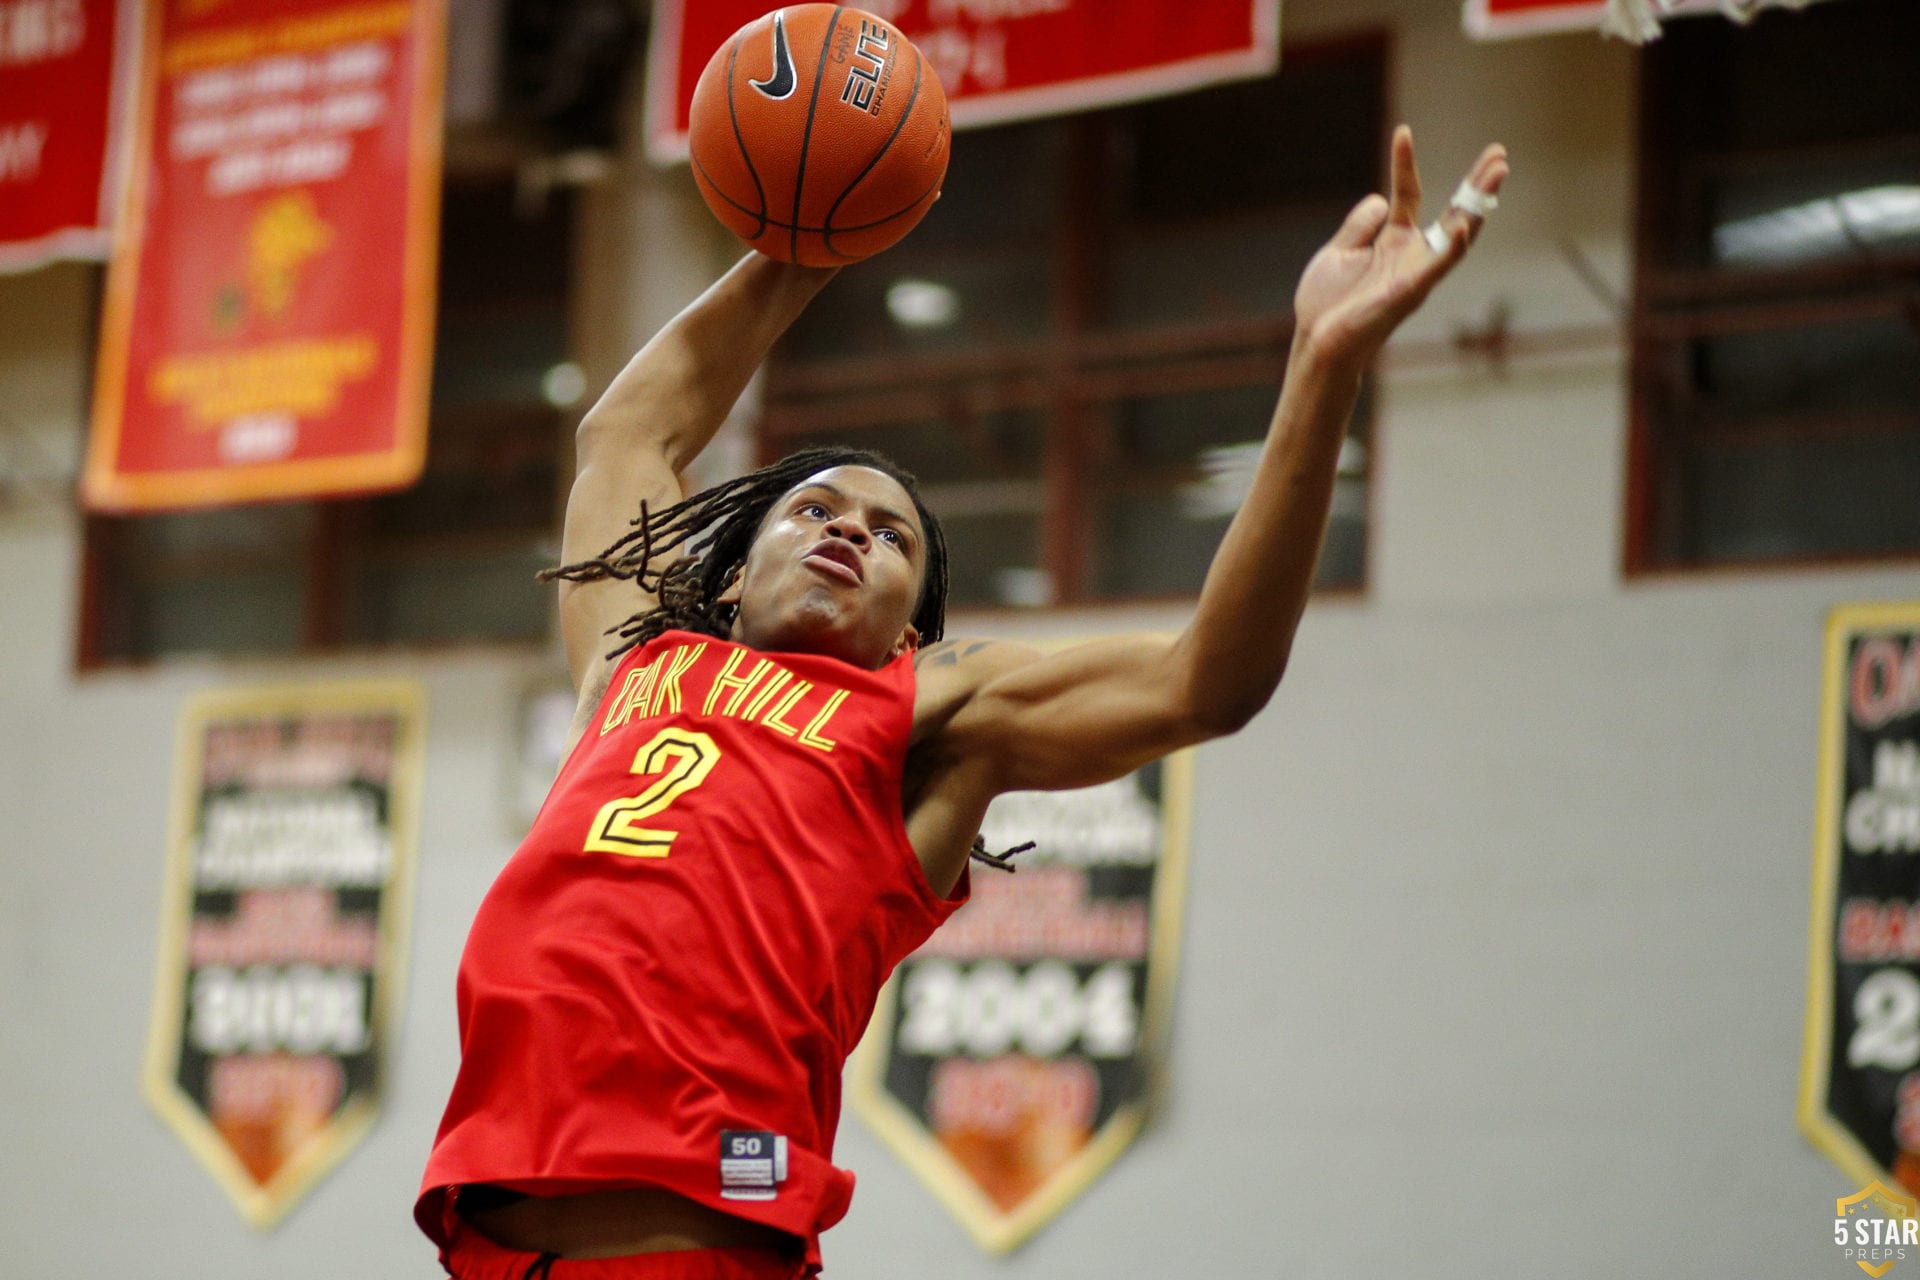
top-left (749, 12), bottom-right (797, 101)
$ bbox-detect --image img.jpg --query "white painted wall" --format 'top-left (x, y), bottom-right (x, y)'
top-left (3, 1), bottom-right (1914, 1275)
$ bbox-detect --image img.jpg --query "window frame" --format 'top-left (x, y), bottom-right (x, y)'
top-left (74, 397), bottom-right (570, 673)
top-left (757, 31), bottom-right (1390, 612)
top-left (1624, 10), bottom-right (1920, 579)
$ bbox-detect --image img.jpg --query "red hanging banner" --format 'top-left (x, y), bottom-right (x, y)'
top-left (1464, 0), bottom-right (1829, 39)
top-left (646, 0), bottom-right (1280, 163)
top-left (1464, 0), bottom-right (1618, 37)
top-left (83, 0), bottom-right (444, 513)
top-left (0, 0), bottom-right (137, 272)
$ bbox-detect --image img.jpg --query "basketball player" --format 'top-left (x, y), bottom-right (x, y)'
top-left (418, 127), bottom-right (1508, 1279)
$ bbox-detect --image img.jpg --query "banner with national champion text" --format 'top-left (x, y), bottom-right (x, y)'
top-left (1802, 604), bottom-right (1920, 1196)
top-left (144, 680), bottom-right (425, 1228)
top-left (84, 0), bottom-right (444, 512)
top-left (646, 0), bottom-right (1279, 162)
top-left (850, 753), bottom-right (1191, 1253)
top-left (0, 0), bottom-right (139, 272)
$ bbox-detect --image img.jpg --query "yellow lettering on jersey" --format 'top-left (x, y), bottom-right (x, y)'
top-left (797, 689), bottom-right (850, 752)
top-left (760, 679), bottom-right (813, 737)
top-left (704, 649), bottom-right (775, 717)
top-left (601, 654), bottom-right (665, 736)
top-left (648, 642), bottom-right (707, 717)
top-left (739, 668), bottom-right (793, 720)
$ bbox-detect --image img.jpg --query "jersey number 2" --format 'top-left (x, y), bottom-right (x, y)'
top-left (584, 728), bottom-right (721, 857)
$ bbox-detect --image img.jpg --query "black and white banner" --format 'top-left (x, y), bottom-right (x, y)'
top-left (1803, 604), bottom-right (1920, 1194)
top-left (851, 752), bottom-right (1191, 1253)
top-left (143, 680), bottom-right (425, 1227)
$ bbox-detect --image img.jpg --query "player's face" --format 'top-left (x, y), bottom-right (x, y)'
top-left (723, 465), bottom-right (927, 669)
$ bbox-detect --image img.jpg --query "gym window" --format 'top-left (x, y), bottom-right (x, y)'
top-left (762, 34), bottom-right (1388, 610)
top-left (1627, 0), bottom-right (1920, 572)
top-left (78, 178), bottom-right (572, 666)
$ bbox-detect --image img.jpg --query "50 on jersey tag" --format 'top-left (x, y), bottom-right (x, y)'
top-left (720, 1129), bottom-right (788, 1201)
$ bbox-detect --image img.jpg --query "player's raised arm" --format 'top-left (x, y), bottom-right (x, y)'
top-left (555, 254), bottom-right (839, 692)
top-left (920, 128), bottom-right (1510, 791)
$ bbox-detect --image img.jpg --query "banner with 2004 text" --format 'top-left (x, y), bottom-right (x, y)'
top-left (83, 0), bottom-right (444, 512)
top-left (850, 753), bottom-right (1192, 1254)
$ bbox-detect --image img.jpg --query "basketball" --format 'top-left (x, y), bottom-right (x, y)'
top-left (687, 5), bottom-right (950, 266)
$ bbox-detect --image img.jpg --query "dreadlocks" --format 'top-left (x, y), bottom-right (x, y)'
top-left (539, 445), bottom-right (949, 663)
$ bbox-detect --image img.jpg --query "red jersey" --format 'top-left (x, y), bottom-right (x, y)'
top-left (417, 630), bottom-right (966, 1269)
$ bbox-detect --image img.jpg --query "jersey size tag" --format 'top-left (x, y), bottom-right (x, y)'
top-left (719, 1129), bottom-right (788, 1201)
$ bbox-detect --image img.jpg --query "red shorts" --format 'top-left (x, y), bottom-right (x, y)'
top-left (442, 1220), bottom-right (807, 1280)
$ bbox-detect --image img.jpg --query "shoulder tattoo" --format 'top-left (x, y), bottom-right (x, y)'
top-left (914, 639), bottom-right (995, 669)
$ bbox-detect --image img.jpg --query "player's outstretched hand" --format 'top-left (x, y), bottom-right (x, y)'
top-left (1292, 126), bottom-right (1509, 366)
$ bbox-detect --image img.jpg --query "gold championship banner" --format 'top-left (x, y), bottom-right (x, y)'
top-left (850, 752), bottom-right (1191, 1253)
top-left (84, 0), bottom-right (444, 510)
top-left (1802, 604), bottom-right (1920, 1196)
top-left (143, 680), bottom-right (424, 1227)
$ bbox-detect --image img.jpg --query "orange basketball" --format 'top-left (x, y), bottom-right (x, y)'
top-left (687, 5), bottom-right (950, 266)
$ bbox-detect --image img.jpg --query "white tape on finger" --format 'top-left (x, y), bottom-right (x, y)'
top-left (1426, 178), bottom-right (1497, 254)
top-left (1449, 179), bottom-right (1498, 218)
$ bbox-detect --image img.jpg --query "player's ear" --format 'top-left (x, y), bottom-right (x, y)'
top-left (890, 624), bottom-right (920, 660)
top-left (715, 567), bottom-right (744, 608)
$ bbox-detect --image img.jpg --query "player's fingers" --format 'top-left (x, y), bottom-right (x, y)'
top-left (1449, 153), bottom-right (1510, 249)
top-left (1469, 143), bottom-right (1509, 190)
top-left (1420, 146), bottom-right (1509, 263)
top-left (1423, 219), bottom-right (1471, 279)
top-left (1386, 125), bottom-right (1422, 226)
top-left (1332, 193), bottom-right (1391, 249)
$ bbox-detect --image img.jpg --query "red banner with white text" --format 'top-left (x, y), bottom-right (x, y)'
top-left (0, 0), bottom-right (137, 272)
top-left (1464, 0), bottom-right (1832, 39)
top-left (646, 0), bottom-right (1280, 162)
top-left (83, 0), bottom-right (444, 512)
